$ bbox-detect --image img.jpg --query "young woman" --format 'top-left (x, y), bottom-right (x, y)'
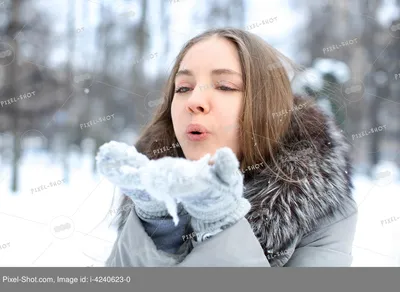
top-left (97, 28), bottom-right (358, 267)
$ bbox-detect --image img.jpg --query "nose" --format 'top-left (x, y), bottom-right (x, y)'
top-left (186, 86), bottom-right (210, 115)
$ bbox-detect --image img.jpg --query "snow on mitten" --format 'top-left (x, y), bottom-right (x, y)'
top-left (138, 153), bottom-right (212, 225)
top-left (139, 147), bottom-right (251, 238)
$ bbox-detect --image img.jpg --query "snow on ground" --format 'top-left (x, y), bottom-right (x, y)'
top-left (351, 165), bottom-right (400, 267)
top-left (0, 151), bottom-right (121, 267)
top-left (0, 151), bottom-right (399, 267)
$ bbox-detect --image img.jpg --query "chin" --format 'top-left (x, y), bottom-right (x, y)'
top-left (183, 149), bottom-right (214, 161)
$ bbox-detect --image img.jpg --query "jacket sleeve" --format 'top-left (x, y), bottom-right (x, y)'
top-left (285, 206), bottom-right (358, 267)
top-left (177, 218), bottom-right (271, 267)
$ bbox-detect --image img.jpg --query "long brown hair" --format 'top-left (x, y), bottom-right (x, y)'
top-left (135, 27), bottom-right (307, 180)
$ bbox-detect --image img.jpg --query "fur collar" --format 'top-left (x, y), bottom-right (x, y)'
top-left (243, 95), bottom-right (355, 254)
top-left (116, 95), bottom-right (356, 256)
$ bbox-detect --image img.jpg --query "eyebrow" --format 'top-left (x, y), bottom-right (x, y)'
top-left (175, 68), bottom-right (242, 78)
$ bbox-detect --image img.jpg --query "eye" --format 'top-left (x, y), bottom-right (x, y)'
top-left (175, 86), bottom-right (191, 94)
top-left (216, 85), bottom-right (237, 91)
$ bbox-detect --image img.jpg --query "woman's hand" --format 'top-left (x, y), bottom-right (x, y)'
top-left (95, 141), bottom-right (169, 219)
top-left (95, 141), bottom-right (150, 190)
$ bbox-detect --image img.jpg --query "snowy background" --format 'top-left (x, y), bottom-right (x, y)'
top-left (1, 0), bottom-right (400, 266)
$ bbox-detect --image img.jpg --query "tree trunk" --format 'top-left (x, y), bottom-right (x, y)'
top-left (9, 0), bottom-right (21, 193)
top-left (62, 0), bottom-right (76, 184)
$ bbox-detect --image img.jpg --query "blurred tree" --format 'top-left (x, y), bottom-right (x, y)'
top-left (299, 0), bottom-right (400, 171)
top-left (360, 0), bottom-right (391, 172)
top-left (91, 3), bottom-right (114, 172)
top-left (7, 0), bottom-right (21, 193)
top-left (0, 0), bottom-right (71, 192)
top-left (160, 0), bottom-right (171, 59)
top-left (203, 0), bottom-right (245, 28)
top-left (388, 12), bottom-right (400, 168)
top-left (60, 0), bottom-right (77, 184)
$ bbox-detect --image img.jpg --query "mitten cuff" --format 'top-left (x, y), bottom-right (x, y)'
top-left (121, 188), bottom-right (169, 219)
top-left (190, 198), bottom-right (251, 238)
top-left (135, 202), bottom-right (185, 220)
top-left (182, 182), bottom-right (244, 223)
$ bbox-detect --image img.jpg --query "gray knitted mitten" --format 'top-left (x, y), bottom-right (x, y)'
top-left (95, 141), bottom-right (171, 219)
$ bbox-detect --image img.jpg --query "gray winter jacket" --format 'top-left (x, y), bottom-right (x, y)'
top-left (106, 203), bottom-right (357, 267)
top-left (105, 95), bottom-right (358, 267)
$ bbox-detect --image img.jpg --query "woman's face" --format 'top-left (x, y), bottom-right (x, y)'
top-left (171, 36), bottom-right (244, 161)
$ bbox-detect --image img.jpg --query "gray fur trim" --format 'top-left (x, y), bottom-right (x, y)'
top-left (244, 96), bottom-right (356, 253)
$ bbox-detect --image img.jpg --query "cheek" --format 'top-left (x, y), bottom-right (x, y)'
top-left (171, 98), bottom-right (185, 132)
top-left (218, 99), bottom-right (242, 149)
top-left (217, 99), bottom-right (242, 126)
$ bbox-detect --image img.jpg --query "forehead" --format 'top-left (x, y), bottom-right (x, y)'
top-left (179, 36), bottom-right (242, 73)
